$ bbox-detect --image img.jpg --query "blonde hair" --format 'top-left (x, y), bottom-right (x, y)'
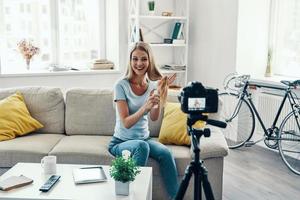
top-left (125, 42), bottom-right (162, 81)
top-left (125, 42), bottom-right (169, 107)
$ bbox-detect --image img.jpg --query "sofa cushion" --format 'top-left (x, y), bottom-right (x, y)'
top-left (49, 135), bottom-right (114, 165)
top-left (0, 92), bottom-right (43, 141)
top-left (0, 133), bottom-right (64, 168)
top-left (65, 89), bottom-right (115, 136)
top-left (0, 87), bottom-right (65, 134)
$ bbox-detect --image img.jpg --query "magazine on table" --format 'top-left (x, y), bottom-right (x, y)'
top-left (0, 175), bottom-right (33, 191)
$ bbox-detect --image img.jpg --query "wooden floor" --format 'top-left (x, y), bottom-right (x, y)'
top-left (222, 144), bottom-right (300, 200)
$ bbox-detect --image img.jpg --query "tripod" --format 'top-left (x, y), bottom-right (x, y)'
top-left (175, 115), bottom-right (215, 200)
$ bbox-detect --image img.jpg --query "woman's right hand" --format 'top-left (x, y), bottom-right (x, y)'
top-left (144, 90), bottom-right (159, 112)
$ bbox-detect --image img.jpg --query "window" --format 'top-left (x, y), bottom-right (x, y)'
top-left (0, 0), bottom-right (107, 74)
top-left (271, 0), bottom-right (300, 77)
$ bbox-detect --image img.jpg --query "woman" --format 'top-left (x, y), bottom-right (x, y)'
top-left (108, 42), bottom-right (178, 199)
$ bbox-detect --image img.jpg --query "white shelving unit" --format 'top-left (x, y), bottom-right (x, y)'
top-left (128, 0), bottom-right (189, 87)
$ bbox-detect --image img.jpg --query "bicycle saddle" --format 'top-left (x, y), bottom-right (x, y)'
top-left (280, 80), bottom-right (300, 87)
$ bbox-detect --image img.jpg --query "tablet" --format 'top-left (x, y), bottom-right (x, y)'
top-left (72, 166), bottom-right (107, 184)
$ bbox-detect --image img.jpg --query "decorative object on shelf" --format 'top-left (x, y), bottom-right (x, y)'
top-left (265, 48), bottom-right (273, 77)
top-left (163, 38), bottom-right (173, 44)
top-left (147, 1), bottom-right (155, 15)
top-left (139, 28), bottom-right (144, 42)
top-left (162, 11), bottom-right (172, 16)
top-left (17, 39), bottom-right (40, 70)
top-left (109, 150), bottom-right (140, 196)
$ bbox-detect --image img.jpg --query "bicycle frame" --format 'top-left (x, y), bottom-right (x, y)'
top-left (236, 81), bottom-right (300, 139)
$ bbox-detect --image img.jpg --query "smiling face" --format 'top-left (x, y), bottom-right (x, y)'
top-left (130, 49), bottom-right (149, 77)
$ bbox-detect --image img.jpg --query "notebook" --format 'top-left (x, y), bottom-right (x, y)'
top-left (0, 175), bottom-right (33, 191)
top-left (72, 166), bottom-right (107, 184)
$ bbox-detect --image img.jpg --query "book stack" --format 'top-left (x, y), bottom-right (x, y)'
top-left (91, 59), bottom-right (114, 70)
top-left (161, 64), bottom-right (186, 71)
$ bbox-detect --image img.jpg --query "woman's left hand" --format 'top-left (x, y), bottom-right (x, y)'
top-left (167, 73), bottom-right (176, 85)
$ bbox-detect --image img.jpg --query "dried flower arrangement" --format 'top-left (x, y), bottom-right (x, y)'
top-left (17, 39), bottom-right (40, 69)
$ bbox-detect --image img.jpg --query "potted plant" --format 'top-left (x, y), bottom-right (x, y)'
top-left (109, 150), bottom-right (141, 195)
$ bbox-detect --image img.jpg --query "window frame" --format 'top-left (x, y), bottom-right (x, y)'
top-left (0, 0), bottom-right (109, 75)
top-left (269, 0), bottom-right (300, 78)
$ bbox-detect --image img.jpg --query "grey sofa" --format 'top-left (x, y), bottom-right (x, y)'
top-left (0, 87), bottom-right (228, 200)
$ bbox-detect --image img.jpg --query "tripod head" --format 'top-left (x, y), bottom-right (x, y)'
top-left (187, 114), bottom-right (227, 145)
top-left (187, 114), bottom-right (227, 129)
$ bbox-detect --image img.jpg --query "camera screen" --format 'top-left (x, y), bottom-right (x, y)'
top-left (188, 98), bottom-right (205, 111)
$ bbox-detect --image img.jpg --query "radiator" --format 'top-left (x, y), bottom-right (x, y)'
top-left (255, 92), bottom-right (294, 136)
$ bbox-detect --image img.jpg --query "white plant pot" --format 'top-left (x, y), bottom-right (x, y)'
top-left (115, 181), bottom-right (130, 196)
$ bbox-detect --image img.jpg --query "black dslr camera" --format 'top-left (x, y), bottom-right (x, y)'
top-left (178, 81), bottom-right (218, 114)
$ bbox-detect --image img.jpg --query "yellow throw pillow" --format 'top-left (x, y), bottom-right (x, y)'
top-left (158, 102), bottom-right (206, 146)
top-left (0, 92), bottom-right (43, 141)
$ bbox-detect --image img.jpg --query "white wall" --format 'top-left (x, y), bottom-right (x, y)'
top-left (0, 0), bottom-right (270, 90)
top-left (188, 0), bottom-right (238, 89)
top-left (188, 0), bottom-right (270, 90)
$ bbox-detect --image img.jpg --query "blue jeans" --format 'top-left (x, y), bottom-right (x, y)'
top-left (108, 137), bottom-right (179, 198)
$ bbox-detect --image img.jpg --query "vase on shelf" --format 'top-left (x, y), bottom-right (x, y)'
top-left (25, 59), bottom-right (31, 70)
top-left (264, 62), bottom-right (272, 77)
top-left (148, 1), bottom-right (155, 15)
top-left (264, 48), bottom-right (273, 77)
top-left (115, 181), bottom-right (129, 195)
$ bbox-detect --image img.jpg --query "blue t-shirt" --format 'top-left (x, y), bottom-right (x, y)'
top-left (113, 78), bottom-right (157, 140)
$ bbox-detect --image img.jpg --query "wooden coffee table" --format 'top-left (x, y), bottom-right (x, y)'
top-left (0, 162), bottom-right (152, 200)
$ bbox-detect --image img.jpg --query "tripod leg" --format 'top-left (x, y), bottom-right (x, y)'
top-left (194, 162), bottom-right (201, 200)
top-left (175, 164), bottom-right (194, 200)
top-left (200, 164), bottom-right (215, 200)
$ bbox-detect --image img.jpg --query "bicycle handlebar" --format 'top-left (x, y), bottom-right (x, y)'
top-left (281, 80), bottom-right (300, 87)
top-left (224, 73), bottom-right (300, 91)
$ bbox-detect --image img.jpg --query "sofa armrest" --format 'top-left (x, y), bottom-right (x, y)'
top-left (190, 126), bottom-right (229, 160)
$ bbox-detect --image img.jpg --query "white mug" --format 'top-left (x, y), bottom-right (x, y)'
top-left (41, 155), bottom-right (57, 174)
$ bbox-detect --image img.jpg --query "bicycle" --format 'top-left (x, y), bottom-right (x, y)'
top-left (219, 73), bottom-right (300, 175)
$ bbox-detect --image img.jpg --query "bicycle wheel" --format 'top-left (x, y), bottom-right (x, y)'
top-left (219, 92), bottom-right (255, 149)
top-left (278, 111), bottom-right (300, 175)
